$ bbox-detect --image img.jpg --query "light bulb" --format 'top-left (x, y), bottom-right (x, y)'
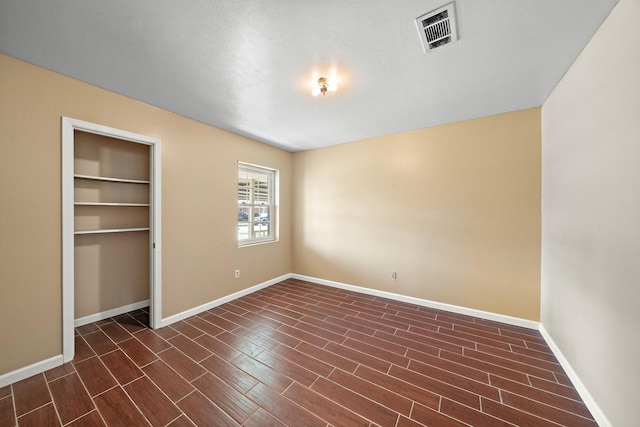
top-left (328, 81), bottom-right (337, 92)
top-left (311, 86), bottom-right (320, 96)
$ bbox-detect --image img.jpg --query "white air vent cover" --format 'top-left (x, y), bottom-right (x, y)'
top-left (416, 2), bottom-right (458, 53)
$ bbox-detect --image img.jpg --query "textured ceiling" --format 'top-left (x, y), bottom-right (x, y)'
top-left (0, 0), bottom-right (618, 151)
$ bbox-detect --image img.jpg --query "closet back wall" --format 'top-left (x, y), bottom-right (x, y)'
top-left (0, 54), bottom-right (292, 376)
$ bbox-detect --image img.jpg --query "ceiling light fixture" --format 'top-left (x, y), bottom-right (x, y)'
top-left (311, 76), bottom-right (337, 96)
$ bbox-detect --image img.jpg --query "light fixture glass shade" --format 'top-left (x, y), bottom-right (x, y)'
top-left (311, 75), bottom-right (338, 96)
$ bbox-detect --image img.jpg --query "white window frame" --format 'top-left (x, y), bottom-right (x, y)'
top-left (238, 162), bottom-right (278, 246)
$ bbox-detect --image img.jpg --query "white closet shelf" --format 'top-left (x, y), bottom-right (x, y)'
top-left (74, 227), bottom-right (150, 235)
top-left (74, 174), bottom-right (150, 184)
top-left (74, 202), bottom-right (150, 207)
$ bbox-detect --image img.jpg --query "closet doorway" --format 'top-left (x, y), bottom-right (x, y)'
top-left (61, 117), bottom-right (162, 363)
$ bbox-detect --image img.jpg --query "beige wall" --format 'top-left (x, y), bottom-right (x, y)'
top-left (541, 0), bottom-right (640, 425)
top-left (292, 108), bottom-right (541, 320)
top-left (0, 54), bottom-right (291, 375)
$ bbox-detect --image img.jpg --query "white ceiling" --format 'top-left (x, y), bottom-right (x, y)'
top-left (0, 0), bottom-right (618, 152)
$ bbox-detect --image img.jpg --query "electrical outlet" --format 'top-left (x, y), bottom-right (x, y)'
top-left (392, 271), bottom-right (397, 280)
top-left (234, 270), bottom-right (240, 279)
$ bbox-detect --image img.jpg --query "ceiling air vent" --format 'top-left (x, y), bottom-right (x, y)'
top-left (416, 2), bottom-right (458, 53)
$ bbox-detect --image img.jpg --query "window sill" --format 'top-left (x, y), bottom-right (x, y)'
top-left (238, 238), bottom-right (278, 248)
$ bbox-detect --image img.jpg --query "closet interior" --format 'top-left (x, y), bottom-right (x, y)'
top-left (73, 130), bottom-right (151, 324)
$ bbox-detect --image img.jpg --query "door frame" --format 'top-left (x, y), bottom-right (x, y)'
top-left (61, 117), bottom-right (162, 362)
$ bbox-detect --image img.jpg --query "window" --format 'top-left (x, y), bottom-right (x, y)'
top-left (238, 162), bottom-right (277, 245)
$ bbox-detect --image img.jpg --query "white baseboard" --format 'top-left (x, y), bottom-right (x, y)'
top-left (0, 355), bottom-right (63, 388)
top-left (0, 275), bottom-right (290, 387)
top-left (291, 274), bottom-right (539, 330)
top-left (159, 274), bottom-right (292, 328)
top-left (74, 300), bottom-right (151, 327)
top-left (1, 272), bottom-right (607, 427)
top-left (539, 325), bottom-right (611, 427)
top-left (292, 274), bottom-right (609, 425)
top-left (1, 302), bottom-right (150, 388)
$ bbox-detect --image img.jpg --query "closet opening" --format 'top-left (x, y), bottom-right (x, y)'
top-left (62, 117), bottom-right (162, 363)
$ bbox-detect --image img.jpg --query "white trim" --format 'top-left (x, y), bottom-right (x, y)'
top-left (149, 129), bottom-right (162, 329)
top-left (2, 271), bottom-right (608, 427)
top-left (61, 117), bottom-right (162, 363)
top-left (160, 274), bottom-right (291, 328)
top-left (290, 274), bottom-right (539, 330)
top-left (61, 117), bottom-right (75, 363)
top-left (237, 162), bottom-right (277, 246)
top-left (292, 273), bottom-right (607, 425)
top-left (74, 300), bottom-right (150, 327)
top-left (539, 325), bottom-right (612, 427)
top-left (0, 355), bottom-right (63, 388)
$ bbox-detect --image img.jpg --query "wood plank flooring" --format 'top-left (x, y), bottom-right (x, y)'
top-left (0, 278), bottom-right (596, 426)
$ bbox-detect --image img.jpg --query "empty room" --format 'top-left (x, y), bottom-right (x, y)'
top-left (0, 0), bottom-right (638, 426)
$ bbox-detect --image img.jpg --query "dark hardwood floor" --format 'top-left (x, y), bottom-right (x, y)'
top-left (0, 278), bottom-right (596, 426)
